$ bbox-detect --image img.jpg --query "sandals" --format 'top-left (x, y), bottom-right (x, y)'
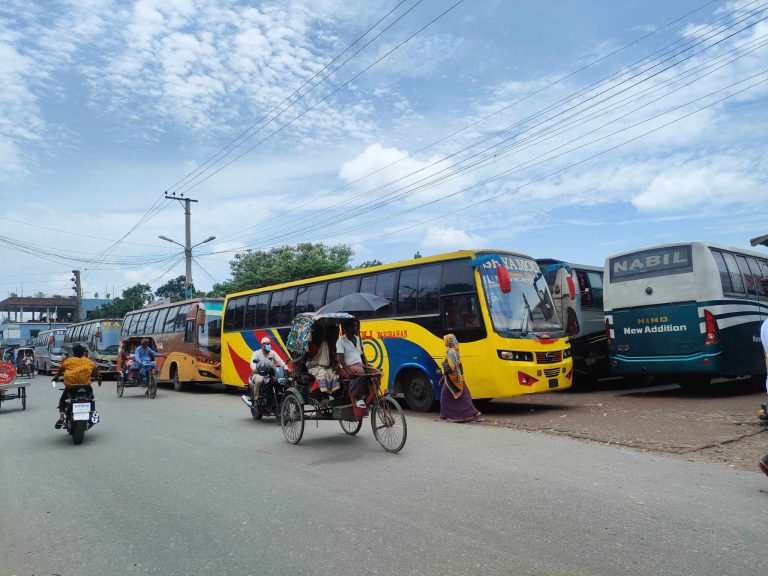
top-left (54, 419), bottom-right (64, 429)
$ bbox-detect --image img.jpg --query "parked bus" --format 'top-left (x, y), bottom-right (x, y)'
top-left (222, 249), bottom-right (573, 411)
top-left (33, 328), bottom-right (67, 374)
top-left (121, 298), bottom-right (224, 390)
top-left (64, 319), bottom-right (123, 377)
top-left (604, 241), bottom-right (768, 388)
top-left (536, 259), bottom-right (609, 382)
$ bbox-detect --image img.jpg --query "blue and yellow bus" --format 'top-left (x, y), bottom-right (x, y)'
top-left (222, 249), bottom-right (573, 411)
top-left (604, 241), bottom-right (768, 388)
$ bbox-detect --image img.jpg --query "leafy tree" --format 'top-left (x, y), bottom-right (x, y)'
top-left (210, 243), bottom-right (354, 295)
top-left (413, 251), bottom-right (422, 259)
top-left (356, 259), bottom-right (383, 269)
top-left (155, 275), bottom-right (187, 301)
top-left (88, 283), bottom-right (154, 319)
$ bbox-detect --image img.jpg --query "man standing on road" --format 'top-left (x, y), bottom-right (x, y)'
top-left (759, 312), bottom-right (768, 421)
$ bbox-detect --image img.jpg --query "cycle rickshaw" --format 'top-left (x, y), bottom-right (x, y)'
top-left (13, 347), bottom-right (35, 379)
top-left (115, 336), bottom-right (160, 398)
top-left (280, 312), bottom-right (407, 453)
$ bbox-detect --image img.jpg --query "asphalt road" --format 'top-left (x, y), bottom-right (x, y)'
top-left (1, 380), bottom-right (767, 576)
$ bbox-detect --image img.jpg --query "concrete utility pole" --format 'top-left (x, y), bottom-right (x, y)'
top-left (161, 194), bottom-right (216, 299)
top-left (71, 269), bottom-right (83, 322)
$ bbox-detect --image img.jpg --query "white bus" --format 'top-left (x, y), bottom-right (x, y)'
top-left (537, 259), bottom-right (609, 382)
top-left (33, 328), bottom-right (68, 374)
top-left (604, 241), bottom-right (768, 388)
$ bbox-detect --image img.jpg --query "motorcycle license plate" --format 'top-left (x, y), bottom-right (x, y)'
top-left (73, 403), bottom-right (91, 420)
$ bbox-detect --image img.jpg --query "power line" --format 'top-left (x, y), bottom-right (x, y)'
top-left (171, 0), bottom-right (467, 197)
top-left (165, 0), bottom-right (423, 195)
top-left (211, 0), bottom-right (751, 246)
top-left (202, 7), bottom-right (768, 254)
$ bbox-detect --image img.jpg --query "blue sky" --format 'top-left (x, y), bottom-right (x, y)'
top-left (0, 0), bottom-right (766, 298)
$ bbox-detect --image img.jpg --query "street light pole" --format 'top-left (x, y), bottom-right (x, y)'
top-left (184, 198), bottom-right (193, 298)
top-left (159, 194), bottom-right (216, 300)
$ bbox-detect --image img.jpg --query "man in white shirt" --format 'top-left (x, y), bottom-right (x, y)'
top-left (243, 337), bottom-right (286, 407)
top-left (336, 319), bottom-right (368, 408)
top-left (758, 317), bottom-right (768, 421)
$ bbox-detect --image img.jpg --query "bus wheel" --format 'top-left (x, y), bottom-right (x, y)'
top-left (402, 371), bottom-right (435, 412)
top-left (171, 367), bottom-right (184, 392)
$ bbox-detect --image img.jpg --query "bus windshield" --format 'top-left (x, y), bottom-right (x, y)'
top-left (96, 324), bottom-right (121, 353)
top-left (479, 257), bottom-right (562, 336)
top-left (51, 331), bottom-right (66, 354)
top-left (199, 302), bottom-right (223, 353)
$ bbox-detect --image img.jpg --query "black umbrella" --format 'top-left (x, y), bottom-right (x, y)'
top-left (317, 292), bottom-right (389, 314)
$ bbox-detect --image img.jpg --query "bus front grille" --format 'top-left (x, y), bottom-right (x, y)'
top-left (535, 351), bottom-right (562, 364)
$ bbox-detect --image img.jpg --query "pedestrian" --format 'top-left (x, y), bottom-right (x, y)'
top-left (758, 314), bottom-right (768, 421)
top-left (438, 334), bottom-right (483, 422)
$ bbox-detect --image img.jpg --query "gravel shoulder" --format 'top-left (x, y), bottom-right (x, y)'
top-left (411, 377), bottom-right (768, 471)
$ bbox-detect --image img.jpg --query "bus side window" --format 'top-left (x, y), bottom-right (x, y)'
top-left (442, 294), bottom-right (482, 330)
top-left (586, 272), bottom-right (604, 308)
top-left (184, 319), bottom-right (195, 343)
top-left (577, 271), bottom-right (592, 308)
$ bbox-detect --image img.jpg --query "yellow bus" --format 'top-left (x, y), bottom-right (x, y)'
top-left (121, 298), bottom-right (223, 390)
top-left (221, 250), bottom-right (572, 411)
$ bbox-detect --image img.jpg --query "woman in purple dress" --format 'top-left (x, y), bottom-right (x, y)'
top-left (439, 334), bottom-right (483, 422)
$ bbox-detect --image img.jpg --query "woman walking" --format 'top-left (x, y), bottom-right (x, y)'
top-left (439, 334), bottom-right (483, 422)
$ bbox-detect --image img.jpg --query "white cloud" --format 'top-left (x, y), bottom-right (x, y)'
top-left (421, 226), bottom-right (486, 252)
top-left (632, 155), bottom-right (764, 212)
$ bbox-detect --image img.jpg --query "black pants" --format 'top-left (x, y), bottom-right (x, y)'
top-left (58, 386), bottom-right (93, 413)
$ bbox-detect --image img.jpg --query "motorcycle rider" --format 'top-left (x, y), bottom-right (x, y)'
top-left (243, 337), bottom-right (286, 407)
top-left (53, 344), bottom-right (101, 428)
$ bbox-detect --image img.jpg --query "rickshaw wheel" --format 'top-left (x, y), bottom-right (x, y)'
top-left (116, 375), bottom-right (125, 397)
top-left (281, 393), bottom-right (304, 445)
top-left (371, 396), bottom-right (407, 453)
top-left (148, 373), bottom-right (157, 399)
top-left (340, 417), bottom-right (362, 435)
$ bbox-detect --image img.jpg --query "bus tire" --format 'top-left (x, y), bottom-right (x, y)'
top-left (402, 370), bottom-right (435, 412)
top-left (171, 366), bottom-right (184, 392)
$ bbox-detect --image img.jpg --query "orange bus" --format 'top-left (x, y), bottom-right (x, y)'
top-left (121, 298), bottom-right (223, 391)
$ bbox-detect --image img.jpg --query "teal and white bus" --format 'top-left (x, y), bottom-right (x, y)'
top-left (604, 241), bottom-right (768, 387)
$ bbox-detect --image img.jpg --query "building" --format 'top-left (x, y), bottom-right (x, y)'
top-left (0, 321), bottom-right (70, 346)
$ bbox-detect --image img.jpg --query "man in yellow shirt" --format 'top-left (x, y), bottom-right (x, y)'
top-left (53, 344), bottom-right (101, 428)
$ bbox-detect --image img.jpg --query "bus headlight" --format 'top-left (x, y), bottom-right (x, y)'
top-left (563, 348), bottom-right (572, 359)
top-left (498, 350), bottom-right (534, 362)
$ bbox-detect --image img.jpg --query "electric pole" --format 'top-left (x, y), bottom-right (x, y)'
top-left (161, 194), bottom-right (215, 299)
top-left (71, 269), bottom-right (83, 322)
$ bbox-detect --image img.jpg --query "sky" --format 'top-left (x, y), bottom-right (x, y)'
top-left (0, 0), bottom-right (766, 299)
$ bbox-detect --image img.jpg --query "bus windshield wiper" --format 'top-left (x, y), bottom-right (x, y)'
top-left (520, 292), bottom-right (532, 336)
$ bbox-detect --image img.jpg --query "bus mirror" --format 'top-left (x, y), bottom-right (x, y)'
top-left (566, 276), bottom-right (576, 301)
top-left (496, 265), bottom-right (511, 294)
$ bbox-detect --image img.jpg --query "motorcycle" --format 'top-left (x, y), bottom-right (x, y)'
top-left (54, 380), bottom-right (100, 444)
top-left (242, 363), bottom-right (290, 423)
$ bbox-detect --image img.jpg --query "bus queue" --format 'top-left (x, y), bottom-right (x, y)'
top-left (17, 241), bottom-right (768, 412)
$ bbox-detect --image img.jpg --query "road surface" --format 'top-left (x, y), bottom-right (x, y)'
top-left (1, 380), bottom-right (766, 575)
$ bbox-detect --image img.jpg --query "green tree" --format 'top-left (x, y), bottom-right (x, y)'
top-left (210, 243), bottom-right (354, 295)
top-left (155, 275), bottom-right (187, 301)
top-left (413, 251), bottom-right (422, 259)
top-left (356, 259), bottom-right (383, 269)
top-left (88, 283), bottom-right (155, 319)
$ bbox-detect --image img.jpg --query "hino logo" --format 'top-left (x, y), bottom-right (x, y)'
top-left (637, 317), bottom-right (669, 324)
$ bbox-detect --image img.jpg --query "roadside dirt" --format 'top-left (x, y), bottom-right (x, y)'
top-left (412, 377), bottom-right (768, 472)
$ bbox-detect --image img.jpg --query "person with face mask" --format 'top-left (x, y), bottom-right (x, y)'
top-left (244, 337), bottom-right (286, 406)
